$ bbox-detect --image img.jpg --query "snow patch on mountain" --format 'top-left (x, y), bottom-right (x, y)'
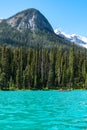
top-left (54, 29), bottom-right (87, 48)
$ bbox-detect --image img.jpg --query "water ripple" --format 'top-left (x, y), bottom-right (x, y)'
top-left (0, 90), bottom-right (87, 130)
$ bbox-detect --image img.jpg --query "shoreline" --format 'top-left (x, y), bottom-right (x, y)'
top-left (0, 88), bottom-right (86, 91)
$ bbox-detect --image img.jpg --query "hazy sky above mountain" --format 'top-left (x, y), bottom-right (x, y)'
top-left (0, 0), bottom-right (87, 36)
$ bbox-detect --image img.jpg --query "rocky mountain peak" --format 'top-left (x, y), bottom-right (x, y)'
top-left (6, 8), bottom-right (54, 32)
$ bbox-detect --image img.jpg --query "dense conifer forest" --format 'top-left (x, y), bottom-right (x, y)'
top-left (0, 45), bottom-right (87, 90)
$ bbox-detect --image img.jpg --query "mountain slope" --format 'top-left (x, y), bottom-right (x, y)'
top-left (6, 8), bottom-right (54, 32)
top-left (0, 8), bottom-right (72, 48)
top-left (55, 29), bottom-right (87, 48)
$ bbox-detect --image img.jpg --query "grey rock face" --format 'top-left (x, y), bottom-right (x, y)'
top-left (7, 8), bottom-right (54, 32)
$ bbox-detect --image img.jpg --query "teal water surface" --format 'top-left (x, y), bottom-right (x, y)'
top-left (0, 90), bottom-right (87, 130)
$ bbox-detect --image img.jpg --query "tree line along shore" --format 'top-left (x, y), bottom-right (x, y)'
top-left (0, 45), bottom-right (87, 90)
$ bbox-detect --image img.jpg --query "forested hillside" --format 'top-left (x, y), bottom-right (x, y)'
top-left (0, 9), bottom-right (87, 90)
top-left (0, 45), bottom-right (87, 90)
top-left (0, 20), bottom-right (72, 48)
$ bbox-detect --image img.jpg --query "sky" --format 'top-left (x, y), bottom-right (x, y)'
top-left (0, 0), bottom-right (87, 36)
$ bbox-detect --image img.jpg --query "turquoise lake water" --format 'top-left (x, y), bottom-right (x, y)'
top-left (0, 90), bottom-right (87, 130)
